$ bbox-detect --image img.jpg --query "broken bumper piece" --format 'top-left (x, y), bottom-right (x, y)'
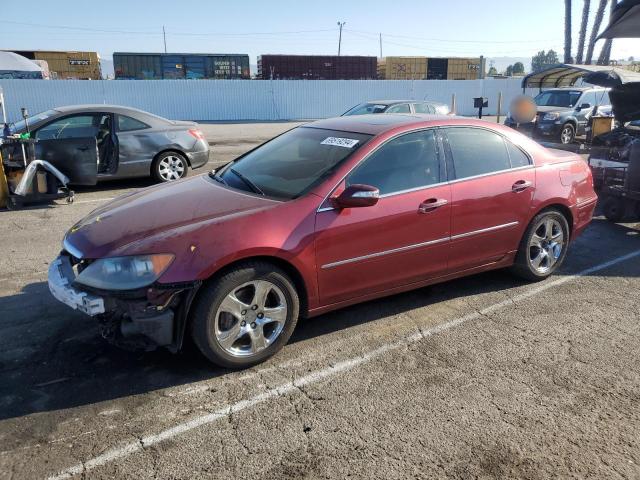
top-left (48, 255), bottom-right (105, 316)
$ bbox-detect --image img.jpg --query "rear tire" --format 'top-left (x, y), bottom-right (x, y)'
top-left (152, 151), bottom-right (189, 183)
top-left (602, 196), bottom-right (625, 222)
top-left (511, 209), bottom-right (570, 281)
top-left (190, 262), bottom-right (300, 369)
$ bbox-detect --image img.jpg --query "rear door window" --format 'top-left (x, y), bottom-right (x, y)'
top-left (445, 127), bottom-right (511, 180)
top-left (118, 115), bottom-right (150, 132)
top-left (385, 103), bottom-right (411, 114)
top-left (413, 103), bottom-right (435, 114)
top-left (347, 129), bottom-right (442, 195)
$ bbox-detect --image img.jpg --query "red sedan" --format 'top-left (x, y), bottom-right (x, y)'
top-left (49, 114), bottom-right (598, 368)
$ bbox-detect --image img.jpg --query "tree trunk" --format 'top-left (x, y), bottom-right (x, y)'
top-left (575, 0), bottom-right (591, 64)
top-left (586, 0), bottom-right (608, 64)
top-left (597, 0), bottom-right (617, 65)
top-left (564, 0), bottom-right (573, 63)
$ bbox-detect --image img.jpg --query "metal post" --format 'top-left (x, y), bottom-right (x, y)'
top-left (379, 33), bottom-right (382, 58)
top-left (337, 22), bottom-right (346, 56)
top-left (451, 93), bottom-right (456, 115)
top-left (496, 91), bottom-right (502, 123)
top-left (0, 89), bottom-right (6, 125)
top-left (163, 25), bottom-right (167, 54)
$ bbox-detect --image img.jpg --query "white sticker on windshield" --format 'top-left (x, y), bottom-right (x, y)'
top-left (321, 137), bottom-right (360, 148)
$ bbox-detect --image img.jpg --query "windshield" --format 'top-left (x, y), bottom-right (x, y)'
top-left (534, 91), bottom-right (582, 108)
top-left (343, 103), bottom-right (388, 116)
top-left (9, 109), bottom-right (57, 132)
top-left (215, 127), bottom-right (372, 199)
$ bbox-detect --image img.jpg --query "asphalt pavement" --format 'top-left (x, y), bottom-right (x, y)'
top-left (0, 122), bottom-right (639, 479)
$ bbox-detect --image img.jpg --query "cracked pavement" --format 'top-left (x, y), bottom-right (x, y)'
top-left (1, 123), bottom-right (640, 479)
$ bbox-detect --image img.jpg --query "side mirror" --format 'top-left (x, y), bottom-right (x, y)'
top-left (334, 184), bottom-right (380, 209)
top-left (579, 103), bottom-right (591, 110)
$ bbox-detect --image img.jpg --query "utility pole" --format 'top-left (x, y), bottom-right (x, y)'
top-left (379, 33), bottom-right (383, 58)
top-left (162, 25), bottom-right (167, 54)
top-left (337, 21), bottom-right (346, 56)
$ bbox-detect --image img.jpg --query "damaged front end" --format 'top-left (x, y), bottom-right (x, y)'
top-left (48, 250), bottom-right (200, 353)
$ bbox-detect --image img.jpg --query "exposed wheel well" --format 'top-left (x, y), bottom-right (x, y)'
top-left (198, 256), bottom-right (309, 318)
top-left (152, 149), bottom-right (190, 173)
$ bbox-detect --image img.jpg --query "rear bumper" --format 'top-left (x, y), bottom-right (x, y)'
top-left (573, 197), bottom-right (598, 239)
top-left (188, 146), bottom-right (209, 169)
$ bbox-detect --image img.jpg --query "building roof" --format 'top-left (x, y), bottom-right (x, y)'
top-left (522, 63), bottom-right (640, 89)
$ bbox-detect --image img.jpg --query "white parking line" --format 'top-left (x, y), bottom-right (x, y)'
top-left (72, 197), bottom-right (115, 205)
top-left (46, 249), bottom-right (640, 480)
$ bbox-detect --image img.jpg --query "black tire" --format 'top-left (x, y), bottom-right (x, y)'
top-left (152, 151), bottom-right (189, 183)
top-left (558, 123), bottom-right (575, 145)
top-left (511, 209), bottom-right (570, 282)
top-left (190, 261), bottom-right (300, 369)
top-left (602, 196), bottom-right (625, 222)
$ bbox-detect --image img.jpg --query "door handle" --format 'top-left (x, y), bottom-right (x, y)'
top-left (77, 146), bottom-right (89, 152)
top-left (418, 198), bottom-right (448, 213)
top-left (512, 180), bottom-right (533, 192)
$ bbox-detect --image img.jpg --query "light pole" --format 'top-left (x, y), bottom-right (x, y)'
top-left (337, 21), bottom-right (346, 56)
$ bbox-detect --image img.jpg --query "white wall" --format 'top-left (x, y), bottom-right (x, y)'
top-left (0, 78), bottom-right (534, 123)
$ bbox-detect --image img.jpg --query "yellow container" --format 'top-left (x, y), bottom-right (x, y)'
top-left (379, 56), bottom-right (428, 80)
top-left (30, 51), bottom-right (101, 79)
top-left (446, 57), bottom-right (482, 80)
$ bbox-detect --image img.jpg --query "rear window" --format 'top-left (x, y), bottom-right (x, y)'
top-left (343, 103), bottom-right (387, 116)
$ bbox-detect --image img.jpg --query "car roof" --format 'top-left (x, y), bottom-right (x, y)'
top-left (52, 104), bottom-right (171, 123)
top-left (363, 99), bottom-right (445, 106)
top-left (306, 113), bottom-right (460, 135)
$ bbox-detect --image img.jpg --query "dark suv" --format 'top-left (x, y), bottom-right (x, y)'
top-left (505, 87), bottom-right (611, 144)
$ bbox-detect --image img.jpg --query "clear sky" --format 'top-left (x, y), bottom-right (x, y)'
top-left (1, 0), bottom-right (638, 68)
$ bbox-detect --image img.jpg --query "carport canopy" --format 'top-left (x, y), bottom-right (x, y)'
top-left (521, 63), bottom-right (640, 90)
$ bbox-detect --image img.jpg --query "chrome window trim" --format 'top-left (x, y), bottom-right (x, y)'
top-left (379, 181), bottom-right (449, 199)
top-left (321, 221), bottom-right (519, 269)
top-left (315, 127), bottom-right (444, 212)
top-left (447, 165), bottom-right (534, 185)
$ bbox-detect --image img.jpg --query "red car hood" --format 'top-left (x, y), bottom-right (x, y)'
top-left (64, 175), bottom-right (279, 259)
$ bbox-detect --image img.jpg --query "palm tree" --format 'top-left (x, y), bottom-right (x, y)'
top-left (564, 0), bottom-right (573, 63)
top-left (575, 0), bottom-right (591, 64)
top-left (597, 0), bottom-right (618, 65)
top-left (585, 0), bottom-right (608, 64)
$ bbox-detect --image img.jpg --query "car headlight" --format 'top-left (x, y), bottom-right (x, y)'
top-left (75, 254), bottom-right (174, 291)
top-left (542, 112), bottom-right (559, 121)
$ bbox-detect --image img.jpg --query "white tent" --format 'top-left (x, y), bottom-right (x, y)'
top-left (0, 51), bottom-right (43, 78)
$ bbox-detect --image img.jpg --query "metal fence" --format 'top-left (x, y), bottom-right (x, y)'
top-left (0, 78), bottom-right (533, 123)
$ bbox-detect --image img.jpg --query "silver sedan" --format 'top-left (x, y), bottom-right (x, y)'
top-left (9, 104), bottom-right (209, 184)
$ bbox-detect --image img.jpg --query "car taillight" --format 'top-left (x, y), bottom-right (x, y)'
top-left (188, 129), bottom-right (205, 140)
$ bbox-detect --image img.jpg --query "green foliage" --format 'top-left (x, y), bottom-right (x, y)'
top-left (531, 50), bottom-right (560, 72)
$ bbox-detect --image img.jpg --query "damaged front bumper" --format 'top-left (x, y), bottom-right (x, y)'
top-left (47, 253), bottom-right (199, 352)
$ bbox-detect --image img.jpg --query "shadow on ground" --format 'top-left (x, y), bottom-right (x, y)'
top-left (0, 217), bottom-right (637, 421)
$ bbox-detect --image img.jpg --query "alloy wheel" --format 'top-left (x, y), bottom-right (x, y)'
top-left (528, 217), bottom-right (565, 274)
top-left (158, 155), bottom-right (185, 181)
top-left (560, 126), bottom-right (573, 144)
top-left (214, 280), bottom-right (288, 357)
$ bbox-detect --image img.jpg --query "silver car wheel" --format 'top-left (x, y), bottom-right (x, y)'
top-left (560, 126), bottom-right (573, 144)
top-left (214, 280), bottom-right (288, 358)
top-left (528, 217), bottom-right (564, 274)
top-left (158, 155), bottom-right (186, 181)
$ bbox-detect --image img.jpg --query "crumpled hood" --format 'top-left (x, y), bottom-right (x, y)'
top-left (64, 175), bottom-right (279, 259)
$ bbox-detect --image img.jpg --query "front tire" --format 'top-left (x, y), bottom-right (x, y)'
top-left (190, 262), bottom-right (300, 369)
top-left (559, 123), bottom-right (575, 145)
top-left (152, 151), bottom-right (188, 183)
top-left (511, 209), bottom-right (570, 281)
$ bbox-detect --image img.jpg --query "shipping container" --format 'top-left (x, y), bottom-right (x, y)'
top-left (257, 55), bottom-right (377, 80)
top-left (446, 57), bottom-right (483, 80)
top-left (113, 53), bottom-right (250, 80)
top-left (7, 50), bottom-right (101, 79)
top-left (378, 56), bottom-right (428, 80)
